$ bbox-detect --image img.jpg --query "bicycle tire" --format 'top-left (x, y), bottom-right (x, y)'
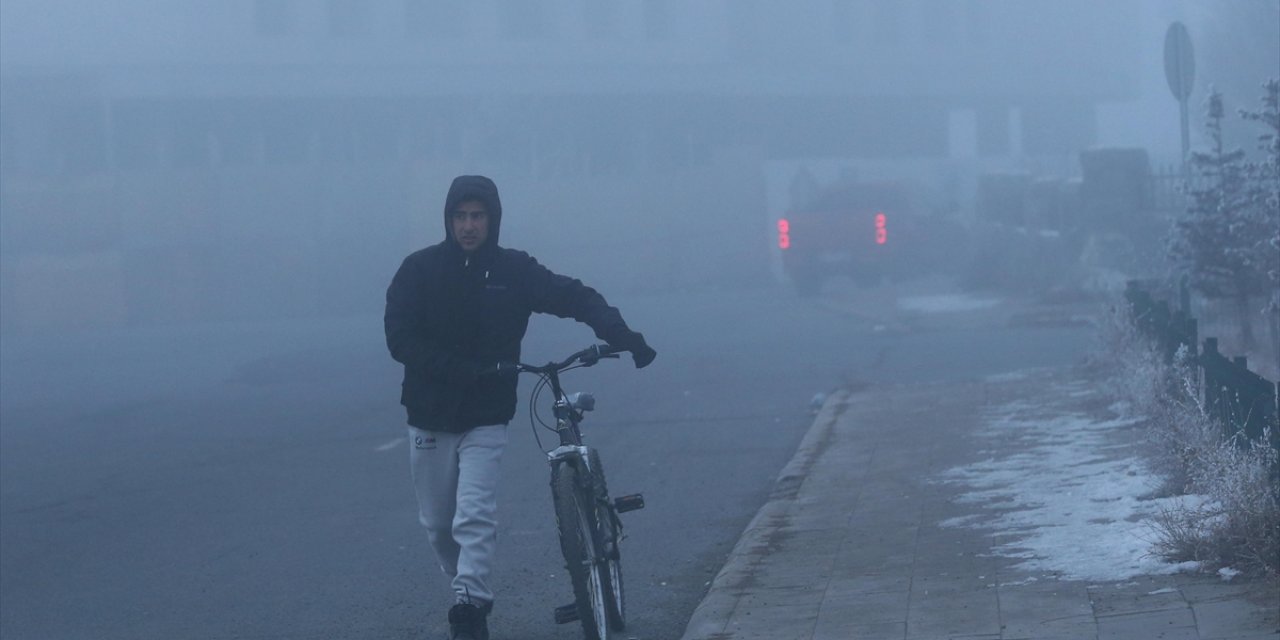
top-left (588, 449), bottom-right (626, 631)
top-left (552, 462), bottom-right (610, 640)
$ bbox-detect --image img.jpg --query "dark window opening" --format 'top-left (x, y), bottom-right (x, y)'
top-left (214, 107), bottom-right (261, 166)
top-left (964, 0), bottom-right (986, 45)
top-left (872, 1), bottom-right (900, 45)
top-left (922, 2), bottom-right (957, 47)
top-left (113, 104), bottom-right (166, 170)
top-left (499, 2), bottom-right (549, 40)
top-left (262, 105), bottom-right (311, 164)
top-left (172, 104), bottom-right (216, 169)
top-left (1023, 102), bottom-right (1095, 155)
top-left (404, 0), bottom-right (465, 38)
top-left (977, 107), bottom-right (1010, 156)
top-left (643, 0), bottom-right (670, 40)
top-left (54, 102), bottom-right (108, 175)
top-left (582, 0), bottom-right (617, 38)
top-left (328, 0), bottom-right (372, 38)
top-left (831, 0), bottom-right (854, 43)
top-left (254, 0), bottom-right (296, 37)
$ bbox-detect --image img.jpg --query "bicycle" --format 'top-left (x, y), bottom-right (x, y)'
top-left (501, 344), bottom-right (645, 640)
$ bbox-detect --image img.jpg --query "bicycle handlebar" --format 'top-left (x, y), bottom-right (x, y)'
top-left (506, 343), bottom-right (624, 376)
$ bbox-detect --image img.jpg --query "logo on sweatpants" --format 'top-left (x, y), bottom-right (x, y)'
top-left (414, 435), bottom-right (437, 450)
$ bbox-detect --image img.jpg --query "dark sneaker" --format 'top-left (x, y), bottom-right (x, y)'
top-left (447, 603), bottom-right (490, 640)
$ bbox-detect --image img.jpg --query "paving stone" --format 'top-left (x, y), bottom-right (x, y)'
top-left (904, 632), bottom-right (1002, 640)
top-left (816, 589), bottom-right (910, 626)
top-left (722, 602), bottom-right (821, 640)
top-left (906, 578), bottom-right (1001, 638)
top-left (998, 581), bottom-right (1097, 639)
top-left (832, 550), bottom-right (917, 574)
top-left (813, 620), bottom-right (905, 640)
top-left (825, 574), bottom-right (913, 597)
top-left (735, 584), bottom-right (829, 610)
top-left (1088, 582), bottom-right (1190, 617)
top-left (1190, 596), bottom-right (1280, 640)
top-left (840, 524), bottom-right (920, 545)
top-left (786, 510), bottom-right (856, 531)
top-left (1095, 609), bottom-right (1199, 640)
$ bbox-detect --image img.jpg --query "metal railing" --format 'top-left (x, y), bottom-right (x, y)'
top-left (1145, 165), bottom-right (1212, 213)
top-left (1125, 281), bottom-right (1279, 451)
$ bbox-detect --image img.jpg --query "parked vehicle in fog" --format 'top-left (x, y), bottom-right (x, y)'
top-left (777, 181), bottom-right (963, 295)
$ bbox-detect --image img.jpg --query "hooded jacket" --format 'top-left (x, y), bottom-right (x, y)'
top-left (385, 175), bottom-right (639, 432)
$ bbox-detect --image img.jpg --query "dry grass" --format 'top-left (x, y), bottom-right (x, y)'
top-left (1149, 430), bottom-right (1280, 576)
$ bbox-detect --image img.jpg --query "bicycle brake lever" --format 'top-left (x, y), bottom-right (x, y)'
top-left (578, 345), bottom-right (603, 367)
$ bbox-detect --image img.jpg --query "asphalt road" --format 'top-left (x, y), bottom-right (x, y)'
top-left (0, 285), bottom-right (1092, 639)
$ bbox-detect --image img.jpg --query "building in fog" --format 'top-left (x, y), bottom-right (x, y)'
top-left (1, 1), bottom-right (1142, 329)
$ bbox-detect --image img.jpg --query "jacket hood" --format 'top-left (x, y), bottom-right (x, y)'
top-left (444, 175), bottom-right (502, 251)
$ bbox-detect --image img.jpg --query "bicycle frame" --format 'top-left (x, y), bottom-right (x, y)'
top-left (541, 367), bottom-right (594, 467)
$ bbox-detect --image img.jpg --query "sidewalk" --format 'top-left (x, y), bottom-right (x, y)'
top-left (680, 367), bottom-right (1280, 640)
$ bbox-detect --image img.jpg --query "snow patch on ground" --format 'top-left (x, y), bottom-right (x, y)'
top-left (935, 390), bottom-right (1202, 582)
top-left (938, 514), bottom-right (987, 528)
top-left (897, 294), bottom-right (1001, 313)
top-left (984, 370), bottom-right (1034, 383)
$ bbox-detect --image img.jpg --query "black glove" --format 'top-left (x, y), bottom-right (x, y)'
top-left (611, 330), bottom-right (657, 369)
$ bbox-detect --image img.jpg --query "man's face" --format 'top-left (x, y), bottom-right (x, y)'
top-left (450, 199), bottom-right (489, 253)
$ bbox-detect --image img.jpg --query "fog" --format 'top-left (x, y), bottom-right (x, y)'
top-left (0, 0), bottom-right (1272, 336)
top-left (4, 3), bottom-right (1280, 637)
top-left (1, 0), bottom-right (1277, 375)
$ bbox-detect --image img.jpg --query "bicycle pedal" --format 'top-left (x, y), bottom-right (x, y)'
top-left (554, 603), bottom-right (579, 624)
top-left (614, 493), bottom-right (645, 513)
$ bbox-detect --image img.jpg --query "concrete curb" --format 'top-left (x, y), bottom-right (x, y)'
top-left (678, 389), bottom-right (852, 640)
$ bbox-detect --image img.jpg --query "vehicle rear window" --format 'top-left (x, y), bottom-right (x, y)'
top-left (803, 185), bottom-right (909, 213)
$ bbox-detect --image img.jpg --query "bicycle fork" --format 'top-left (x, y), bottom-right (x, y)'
top-left (546, 447), bottom-right (646, 515)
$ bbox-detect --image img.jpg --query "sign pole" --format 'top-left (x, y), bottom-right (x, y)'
top-left (1179, 96), bottom-right (1190, 170)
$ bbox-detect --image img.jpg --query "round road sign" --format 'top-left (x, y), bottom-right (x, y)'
top-left (1164, 22), bottom-right (1195, 100)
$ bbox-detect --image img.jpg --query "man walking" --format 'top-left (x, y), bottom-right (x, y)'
top-left (384, 175), bottom-right (656, 640)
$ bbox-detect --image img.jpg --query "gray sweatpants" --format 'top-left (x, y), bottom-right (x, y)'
top-left (408, 424), bottom-right (507, 607)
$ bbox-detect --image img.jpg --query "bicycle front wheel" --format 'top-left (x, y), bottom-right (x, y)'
top-left (588, 449), bottom-right (625, 631)
top-left (552, 462), bottom-right (611, 640)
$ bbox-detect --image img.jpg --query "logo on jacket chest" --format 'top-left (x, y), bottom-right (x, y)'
top-left (414, 435), bottom-right (437, 450)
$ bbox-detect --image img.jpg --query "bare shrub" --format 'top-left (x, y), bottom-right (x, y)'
top-left (1151, 430), bottom-right (1280, 577)
top-left (1144, 349), bottom-right (1222, 494)
top-left (1149, 500), bottom-right (1216, 564)
top-left (1187, 428), bottom-right (1279, 576)
top-left (1087, 300), bottom-right (1167, 417)
top-left (1089, 301), bottom-right (1193, 490)
top-left (1095, 296), bottom-right (1280, 577)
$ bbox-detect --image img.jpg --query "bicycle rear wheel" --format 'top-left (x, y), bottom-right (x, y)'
top-left (552, 462), bottom-right (610, 640)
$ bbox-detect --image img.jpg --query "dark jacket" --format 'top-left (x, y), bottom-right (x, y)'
top-left (385, 175), bottom-right (638, 432)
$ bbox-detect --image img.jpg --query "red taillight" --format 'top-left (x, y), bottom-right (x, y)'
top-left (874, 212), bottom-right (887, 245)
top-left (778, 218), bottom-right (790, 249)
